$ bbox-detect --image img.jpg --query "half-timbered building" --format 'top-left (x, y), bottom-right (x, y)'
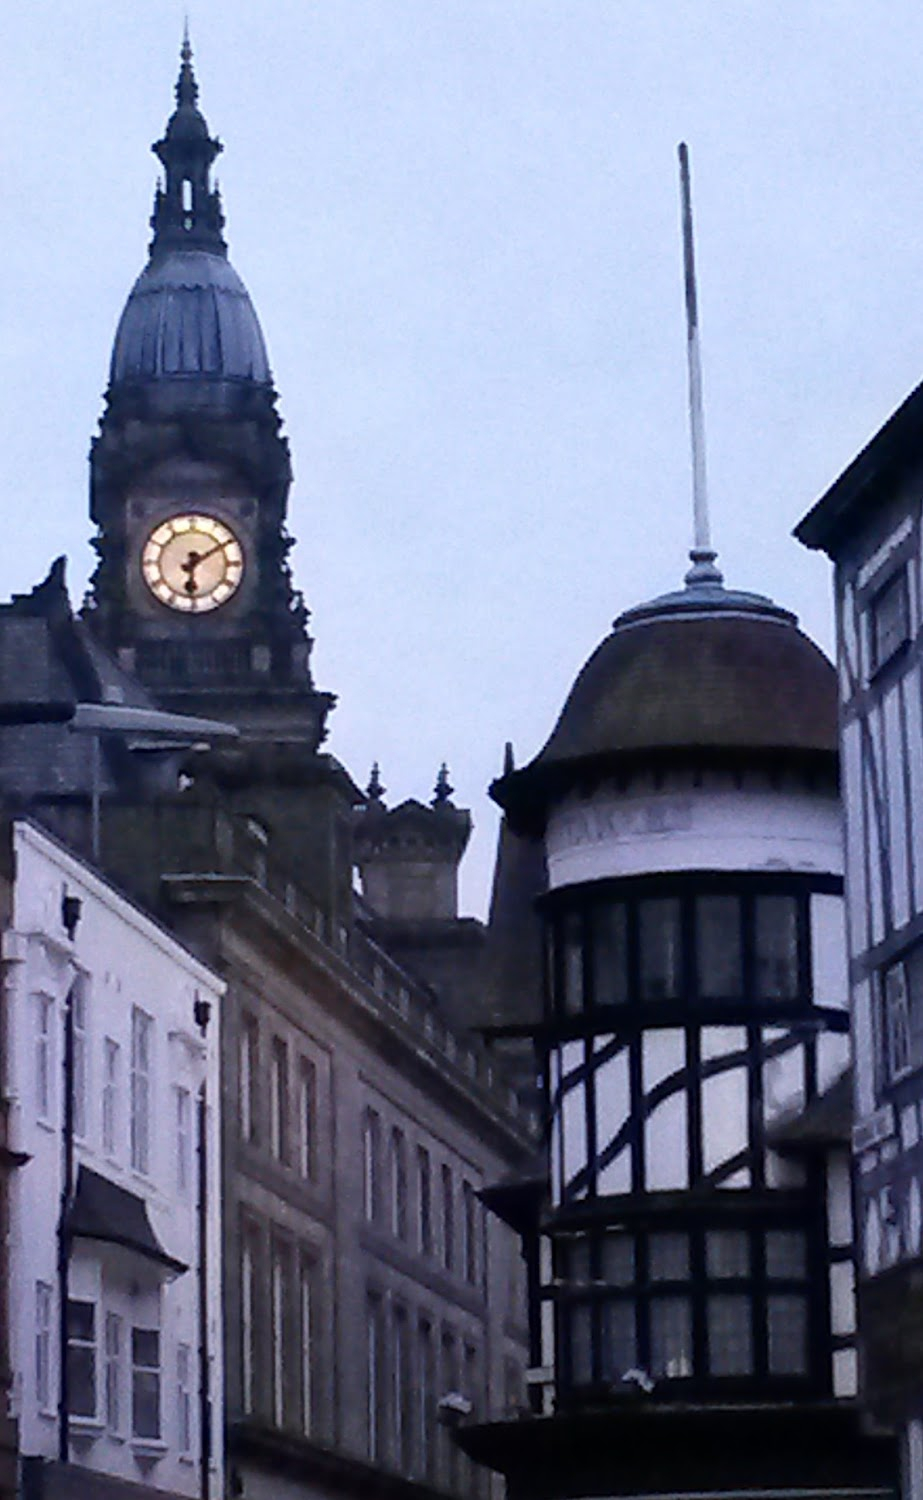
top-left (459, 562), bottom-right (897, 1500)
top-left (797, 385), bottom-right (923, 1499)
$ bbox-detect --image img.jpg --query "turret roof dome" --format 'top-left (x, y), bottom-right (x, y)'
top-left (492, 577), bottom-right (838, 835)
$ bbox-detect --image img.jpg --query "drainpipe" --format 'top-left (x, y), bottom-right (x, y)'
top-left (56, 894), bottom-right (82, 1464)
top-left (194, 994), bottom-right (212, 1500)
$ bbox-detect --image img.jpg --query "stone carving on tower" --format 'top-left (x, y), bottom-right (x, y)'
top-left (84, 34), bottom-right (334, 768)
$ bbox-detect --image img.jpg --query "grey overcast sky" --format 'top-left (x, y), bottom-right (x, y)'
top-left (1, 3), bottom-right (921, 914)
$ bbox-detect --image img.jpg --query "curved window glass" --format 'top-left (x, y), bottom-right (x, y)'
top-left (547, 876), bottom-right (825, 1020)
top-left (554, 1222), bottom-right (818, 1397)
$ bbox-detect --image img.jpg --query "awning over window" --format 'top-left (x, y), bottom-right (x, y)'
top-left (66, 1166), bottom-right (187, 1276)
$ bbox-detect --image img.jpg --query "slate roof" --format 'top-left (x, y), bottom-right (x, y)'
top-left (796, 377), bottom-right (923, 554)
top-left (0, 559), bottom-right (159, 802)
top-left (492, 581), bottom-right (838, 836)
top-left (67, 1164), bottom-right (187, 1275)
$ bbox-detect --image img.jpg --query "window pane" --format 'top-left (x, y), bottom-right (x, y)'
top-left (132, 1329), bottom-right (159, 1366)
top-left (649, 1297), bottom-right (693, 1378)
top-left (599, 1233), bottom-right (635, 1287)
top-left (707, 1294), bottom-right (753, 1375)
top-left (765, 1230), bottom-right (806, 1280)
top-left (68, 1301), bottom-right (95, 1341)
top-left (754, 897), bottom-right (799, 1000)
top-left (871, 569), bottom-right (909, 671)
top-left (767, 1294), bottom-right (808, 1374)
top-left (696, 896), bottom-right (742, 999)
top-left (591, 902), bottom-right (628, 1006)
top-left (648, 1233), bottom-right (689, 1282)
top-left (563, 1237), bottom-right (592, 1284)
top-left (68, 1347), bottom-right (96, 1417)
top-left (705, 1230), bottom-right (750, 1279)
top-left (132, 1370), bottom-right (160, 1439)
top-left (561, 912), bottom-right (584, 1013)
top-left (639, 899), bottom-right (682, 1001)
top-left (567, 1303), bottom-right (593, 1385)
top-left (600, 1300), bottom-right (637, 1380)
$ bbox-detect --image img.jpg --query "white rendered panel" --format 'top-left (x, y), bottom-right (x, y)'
top-left (827, 1151), bottom-right (854, 1247)
top-left (866, 707), bottom-right (886, 947)
top-left (561, 1075), bottom-right (587, 1197)
top-left (829, 1259), bottom-right (856, 1336)
top-left (597, 1143), bottom-right (632, 1196)
top-left (884, 686), bottom-right (910, 930)
top-left (701, 1026), bottom-right (748, 1182)
top-left (546, 786), bottom-right (842, 888)
top-left (852, 978), bottom-right (877, 1120)
top-left (596, 1044), bottom-right (631, 1196)
top-left (550, 1048), bottom-right (563, 1202)
top-left (645, 1089), bottom-right (688, 1190)
top-left (833, 1348), bottom-right (858, 1399)
top-left (642, 1029), bottom-right (686, 1089)
top-left (762, 1029), bottom-right (804, 1124)
top-left (841, 719), bottom-right (869, 956)
top-left (840, 579), bottom-right (861, 707)
top-left (810, 894), bottom-right (848, 1008)
top-left (906, 670), bottom-right (923, 917)
top-left (594, 1041), bottom-right (629, 1129)
top-left (909, 1176), bottom-right (922, 1258)
top-left (643, 1028), bottom-right (688, 1191)
top-left (700, 1026), bottom-right (747, 1063)
top-left (816, 1031), bottom-right (850, 1093)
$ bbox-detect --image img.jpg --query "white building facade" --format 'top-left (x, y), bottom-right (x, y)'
top-left (1, 819), bottom-right (224, 1500)
top-left (798, 391), bottom-right (923, 1499)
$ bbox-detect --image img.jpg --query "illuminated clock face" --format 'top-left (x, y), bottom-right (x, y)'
top-left (141, 514), bottom-right (244, 613)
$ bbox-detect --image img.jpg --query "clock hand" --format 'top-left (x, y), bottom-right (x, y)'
top-left (179, 540), bottom-right (226, 594)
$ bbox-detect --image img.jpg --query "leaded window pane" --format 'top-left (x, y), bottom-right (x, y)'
top-left (567, 1303), bottom-right (593, 1385)
top-left (767, 1294), bottom-right (808, 1374)
top-left (696, 896), bottom-right (742, 999)
top-left (564, 1237), bottom-right (592, 1284)
top-left (705, 1230), bottom-right (750, 1279)
top-left (599, 1233), bottom-right (635, 1287)
top-left (639, 899), bottom-right (682, 1001)
top-left (648, 1233), bottom-right (689, 1282)
top-left (765, 1230), bottom-right (806, 1280)
top-left (592, 902), bottom-right (628, 1006)
top-left (754, 897), bottom-right (799, 1000)
top-left (562, 912), bottom-right (584, 1014)
top-left (707, 1294), bottom-right (753, 1375)
top-left (649, 1296), bottom-right (693, 1378)
top-left (600, 1301), bottom-right (636, 1380)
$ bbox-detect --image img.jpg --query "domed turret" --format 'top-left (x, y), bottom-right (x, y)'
top-left (493, 575), bottom-right (837, 838)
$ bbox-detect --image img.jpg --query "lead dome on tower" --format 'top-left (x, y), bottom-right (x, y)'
top-left (110, 251), bottom-right (271, 388)
top-left (107, 35), bottom-right (272, 396)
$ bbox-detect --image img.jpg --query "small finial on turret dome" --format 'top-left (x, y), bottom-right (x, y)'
top-left (176, 23), bottom-right (198, 108)
top-left (366, 763), bottom-right (386, 803)
top-left (432, 763), bottom-right (454, 806)
top-left (503, 741), bottom-right (515, 776)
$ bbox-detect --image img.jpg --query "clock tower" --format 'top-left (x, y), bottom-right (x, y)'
top-left (85, 35), bottom-right (335, 768)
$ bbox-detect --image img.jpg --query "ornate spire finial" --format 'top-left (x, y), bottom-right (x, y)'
top-left (176, 24), bottom-right (198, 108)
top-left (432, 764), bottom-right (454, 807)
top-left (366, 763), bottom-right (386, 803)
top-left (149, 31), bottom-right (226, 258)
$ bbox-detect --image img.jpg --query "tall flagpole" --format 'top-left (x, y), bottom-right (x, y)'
top-left (678, 142), bottom-right (722, 585)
